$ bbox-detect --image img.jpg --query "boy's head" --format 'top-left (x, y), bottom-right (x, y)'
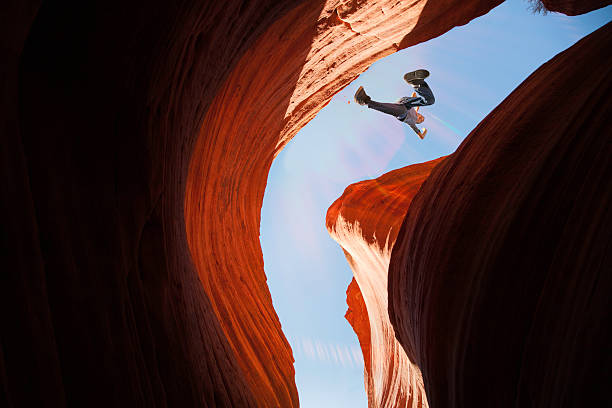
top-left (416, 112), bottom-right (425, 124)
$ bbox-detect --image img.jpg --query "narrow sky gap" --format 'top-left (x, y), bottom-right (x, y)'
top-left (260, 2), bottom-right (611, 406)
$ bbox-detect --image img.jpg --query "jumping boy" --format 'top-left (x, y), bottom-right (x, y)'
top-left (354, 69), bottom-right (434, 139)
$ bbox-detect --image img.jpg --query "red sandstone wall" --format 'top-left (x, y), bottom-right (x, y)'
top-left (184, 0), bottom-right (501, 406)
top-left (3, 1), bottom-right (304, 407)
top-left (388, 21), bottom-right (612, 408)
top-left (327, 159), bottom-right (444, 407)
top-left (4, 0), bottom-right (607, 406)
top-left (345, 278), bottom-right (373, 385)
top-left (1, 0), bottom-right (504, 406)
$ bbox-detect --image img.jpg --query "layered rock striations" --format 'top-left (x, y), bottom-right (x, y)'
top-left (9, 0), bottom-right (598, 406)
top-left (388, 21), bottom-right (612, 408)
top-left (327, 158), bottom-right (445, 407)
top-left (184, 0), bottom-right (502, 406)
top-left (7, 2), bottom-right (308, 407)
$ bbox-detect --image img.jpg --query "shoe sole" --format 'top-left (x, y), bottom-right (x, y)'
top-left (354, 86), bottom-right (368, 105)
top-left (404, 69), bottom-right (429, 83)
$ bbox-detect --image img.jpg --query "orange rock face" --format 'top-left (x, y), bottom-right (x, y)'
top-left (345, 278), bottom-right (372, 378)
top-left (18, 0), bottom-right (611, 405)
top-left (184, 1), bottom-right (501, 406)
top-left (388, 21), bottom-right (612, 408)
top-left (327, 158), bottom-right (445, 407)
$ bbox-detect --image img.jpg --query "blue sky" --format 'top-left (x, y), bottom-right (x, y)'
top-left (260, 2), bottom-right (611, 406)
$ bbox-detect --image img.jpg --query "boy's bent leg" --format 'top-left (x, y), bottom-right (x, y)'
top-left (411, 81), bottom-right (435, 105)
top-left (400, 81), bottom-right (435, 108)
top-left (367, 100), bottom-right (407, 117)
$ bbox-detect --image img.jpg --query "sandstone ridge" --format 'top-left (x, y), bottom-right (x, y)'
top-left (389, 21), bottom-right (612, 408)
top-left (327, 159), bottom-right (445, 408)
top-left (2, 0), bottom-right (608, 406)
top-left (183, 0), bottom-right (503, 406)
top-left (1, 0), bottom-right (503, 406)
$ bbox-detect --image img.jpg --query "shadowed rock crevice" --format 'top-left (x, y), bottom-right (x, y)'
top-left (3, 0), bottom-right (503, 405)
top-left (389, 21), bottom-right (612, 408)
top-left (184, 0), bottom-right (502, 406)
top-left (4, 0), bottom-right (606, 406)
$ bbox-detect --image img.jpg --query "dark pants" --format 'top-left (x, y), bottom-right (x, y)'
top-left (367, 81), bottom-right (435, 118)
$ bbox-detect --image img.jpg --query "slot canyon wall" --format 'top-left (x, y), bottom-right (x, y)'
top-left (387, 19), bottom-right (611, 408)
top-left (326, 2), bottom-right (610, 407)
top-left (2, 0), bottom-right (609, 407)
top-left (327, 158), bottom-right (445, 407)
top-left (184, 0), bottom-right (504, 405)
top-left (1, 0), bottom-right (505, 406)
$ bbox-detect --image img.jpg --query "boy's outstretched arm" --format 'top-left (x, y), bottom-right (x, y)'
top-left (409, 123), bottom-right (426, 139)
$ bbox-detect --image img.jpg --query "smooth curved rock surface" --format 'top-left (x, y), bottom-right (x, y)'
top-left (184, 0), bottom-right (502, 406)
top-left (1, 0), bottom-right (506, 406)
top-left (11, 0), bottom-right (610, 406)
top-left (345, 277), bottom-right (372, 381)
top-left (389, 21), bottom-right (612, 408)
top-left (327, 158), bottom-right (445, 407)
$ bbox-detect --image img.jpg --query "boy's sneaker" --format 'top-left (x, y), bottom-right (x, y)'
top-left (354, 86), bottom-right (371, 105)
top-left (404, 69), bottom-right (429, 85)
